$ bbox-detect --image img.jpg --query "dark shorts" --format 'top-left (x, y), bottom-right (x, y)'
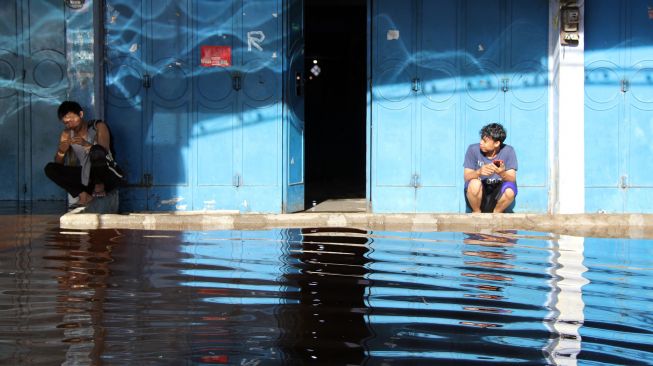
top-left (465, 180), bottom-right (518, 213)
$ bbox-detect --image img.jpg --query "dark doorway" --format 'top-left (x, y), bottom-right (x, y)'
top-left (304, 0), bottom-right (367, 208)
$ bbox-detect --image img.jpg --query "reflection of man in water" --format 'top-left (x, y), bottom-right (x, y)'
top-left (460, 232), bottom-right (518, 328)
top-left (47, 228), bottom-right (116, 364)
top-left (463, 232), bottom-right (517, 247)
top-left (463, 123), bottom-right (518, 213)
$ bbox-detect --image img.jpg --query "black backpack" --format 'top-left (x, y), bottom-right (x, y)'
top-left (88, 120), bottom-right (125, 181)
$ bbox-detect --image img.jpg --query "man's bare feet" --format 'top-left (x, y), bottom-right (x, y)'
top-left (93, 183), bottom-right (106, 198)
top-left (78, 191), bottom-right (93, 205)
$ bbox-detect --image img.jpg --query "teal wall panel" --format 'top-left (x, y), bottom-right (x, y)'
top-left (371, 0), bottom-right (548, 213)
top-left (585, 0), bottom-right (653, 213)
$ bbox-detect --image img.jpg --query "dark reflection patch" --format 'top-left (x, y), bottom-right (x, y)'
top-left (65, 0), bottom-right (85, 10)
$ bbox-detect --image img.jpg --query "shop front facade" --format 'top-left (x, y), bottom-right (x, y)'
top-left (2, 0), bottom-right (652, 213)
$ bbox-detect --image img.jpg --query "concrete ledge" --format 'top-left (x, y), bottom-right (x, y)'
top-left (60, 211), bottom-right (653, 238)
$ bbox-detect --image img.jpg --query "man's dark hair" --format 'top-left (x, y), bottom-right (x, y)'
top-left (480, 123), bottom-right (507, 145)
top-left (57, 101), bottom-right (83, 119)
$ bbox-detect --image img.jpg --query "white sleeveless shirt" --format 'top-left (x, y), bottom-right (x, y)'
top-left (69, 121), bottom-right (97, 186)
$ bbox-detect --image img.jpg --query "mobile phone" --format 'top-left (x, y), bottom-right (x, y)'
top-left (493, 160), bottom-right (503, 167)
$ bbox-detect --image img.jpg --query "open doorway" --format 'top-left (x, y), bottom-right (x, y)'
top-left (304, 0), bottom-right (367, 210)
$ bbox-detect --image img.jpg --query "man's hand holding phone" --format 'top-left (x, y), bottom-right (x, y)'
top-left (492, 160), bottom-right (505, 174)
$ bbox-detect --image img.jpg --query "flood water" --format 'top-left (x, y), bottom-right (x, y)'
top-left (1, 214), bottom-right (652, 365)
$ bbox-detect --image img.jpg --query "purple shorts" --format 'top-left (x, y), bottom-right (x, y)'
top-left (464, 180), bottom-right (518, 197)
top-left (465, 180), bottom-right (518, 212)
top-left (499, 181), bottom-right (518, 196)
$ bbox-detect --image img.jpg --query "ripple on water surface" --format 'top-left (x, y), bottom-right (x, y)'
top-left (0, 222), bottom-right (652, 365)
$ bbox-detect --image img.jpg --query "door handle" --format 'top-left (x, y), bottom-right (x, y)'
top-left (143, 74), bottom-right (151, 89)
top-left (233, 74), bottom-right (242, 91)
top-left (411, 173), bottom-right (420, 188)
top-left (621, 79), bottom-right (629, 93)
top-left (502, 78), bottom-right (509, 92)
top-left (412, 78), bottom-right (421, 92)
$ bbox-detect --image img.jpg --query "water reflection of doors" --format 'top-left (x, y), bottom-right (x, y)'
top-left (278, 228), bottom-right (372, 364)
top-left (0, 1), bottom-right (68, 201)
top-left (105, 0), bottom-right (282, 211)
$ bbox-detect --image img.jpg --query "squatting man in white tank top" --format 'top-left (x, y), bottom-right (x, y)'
top-left (44, 101), bottom-right (123, 208)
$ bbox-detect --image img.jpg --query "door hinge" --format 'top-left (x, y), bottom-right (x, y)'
top-left (143, 74), bottom-right (151, 89)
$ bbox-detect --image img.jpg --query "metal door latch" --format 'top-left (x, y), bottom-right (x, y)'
top-left (412, 78), bottom-right (421, 92)
top-left (502, 78), bottom-right (509, 92)
top-left (143, 74), bottom-right (151, 89)
top-left (233, 74), bottom-right (242, 91)
top-left (411, 173), bottom-right (420, 188)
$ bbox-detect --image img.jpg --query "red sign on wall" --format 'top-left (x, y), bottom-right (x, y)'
top-left (201, 46), bottom-right (232, 67)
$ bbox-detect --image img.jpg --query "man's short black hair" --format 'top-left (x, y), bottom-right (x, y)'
top-left (57, 101), bottom-right (83, 120)
top-left (480, 123), bottom-right (507, 144)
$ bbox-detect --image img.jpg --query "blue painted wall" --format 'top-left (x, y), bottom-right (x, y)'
top-left (4, 0), bottom-right (653, 213)
top-left (585, 0), bottom-right (653, 213)
top-left (370, 0), bottom-right (549, 213)
top-left (0, 1), bottom-right (95, 201)
top-left (105, 0), bottom-right (302, 212)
